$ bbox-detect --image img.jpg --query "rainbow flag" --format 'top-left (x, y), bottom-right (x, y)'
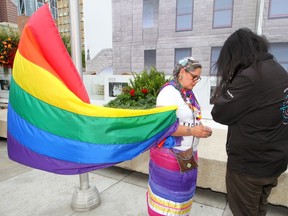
top-left (7, 5), bottom-right (178, 175)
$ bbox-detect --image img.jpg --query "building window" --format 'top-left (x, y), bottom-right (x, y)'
top-left (268, 0), bottom-right (288, 18)
top-left (175, 48), bottom-right (192, 65)
top-left (176, 0), bottom-right (193, 31)
top-left (143, 0), bottom-right (159, 28)
top-left (210, 47), bottom-right (222, 75)
top-left (144, 50), bottom-right (156, 70)
top-left (213, 0), bottom-right (233, 28)
top-left (270, 43), bottom-right (288, 71)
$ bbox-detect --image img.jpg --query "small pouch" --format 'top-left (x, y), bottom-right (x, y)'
top-left (171, 148), bottom-right (198, 173)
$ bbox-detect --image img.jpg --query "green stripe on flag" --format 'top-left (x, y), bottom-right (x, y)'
top-left (9, 78), bottom-right (176, 144)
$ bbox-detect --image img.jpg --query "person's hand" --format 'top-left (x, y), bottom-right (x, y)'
top-left (192, 125), bottom-right (212, 138)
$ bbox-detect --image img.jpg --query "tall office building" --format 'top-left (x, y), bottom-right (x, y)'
top-left (17, 0), bottom-right (57, 18)
top-left (17, 0), bottom-right (57, 31)
top-left (56, 0), bottom-right (84, 49)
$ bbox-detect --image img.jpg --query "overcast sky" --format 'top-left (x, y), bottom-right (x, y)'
top-left (83, 0), bottom-right (112, 60)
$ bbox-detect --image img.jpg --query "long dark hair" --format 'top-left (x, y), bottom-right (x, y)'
top-left (212, 28), bottom-right (269, 100)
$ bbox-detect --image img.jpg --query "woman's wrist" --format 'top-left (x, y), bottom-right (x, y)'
top-left (186, 126), bottom-right (193, 136)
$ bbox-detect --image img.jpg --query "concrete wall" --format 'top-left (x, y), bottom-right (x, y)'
top-left (0, 109), bottom-right (7, 138)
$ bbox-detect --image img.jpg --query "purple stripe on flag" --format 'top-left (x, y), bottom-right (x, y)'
top-left (7, 132), bottom-right (114, 175)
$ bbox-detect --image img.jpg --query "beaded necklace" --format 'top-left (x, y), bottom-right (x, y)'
top-left (161, 80), bottom-right (202, 121)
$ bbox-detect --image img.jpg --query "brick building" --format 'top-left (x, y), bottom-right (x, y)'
top-left (0, 0), bottom-right (17, 24)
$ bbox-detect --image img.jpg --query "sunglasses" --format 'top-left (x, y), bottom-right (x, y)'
top-left (185, 70), bottom-right (201, 82)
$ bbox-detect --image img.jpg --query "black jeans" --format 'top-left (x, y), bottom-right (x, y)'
top-left (226, 167), bottom-right (279, 216)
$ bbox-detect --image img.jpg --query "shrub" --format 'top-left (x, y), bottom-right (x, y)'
top-left (105, 66), bottom-right (172, 109)
top-left (0, 28), bottom-right (20, 70)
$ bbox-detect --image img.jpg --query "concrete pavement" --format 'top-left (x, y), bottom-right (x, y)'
top-left (1, 138), bottom-right (288, 216)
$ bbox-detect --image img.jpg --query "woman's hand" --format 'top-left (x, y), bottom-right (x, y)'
top-left (192, 125), bottom-right (212, 138)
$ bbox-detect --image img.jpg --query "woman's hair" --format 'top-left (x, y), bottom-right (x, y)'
top-left (212, 28), bottom-right (269, 98)
top-left (173, 56), bottom-right (202, 79)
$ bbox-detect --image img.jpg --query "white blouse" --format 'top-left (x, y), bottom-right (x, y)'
top-left (156, 85), bottom-right (200, 151)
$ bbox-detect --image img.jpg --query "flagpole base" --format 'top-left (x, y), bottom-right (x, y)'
top-left (71, 185), bottom-right (101, 211)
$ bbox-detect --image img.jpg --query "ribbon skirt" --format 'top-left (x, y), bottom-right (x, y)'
top-left (147, 147), bottom-right (198, 216)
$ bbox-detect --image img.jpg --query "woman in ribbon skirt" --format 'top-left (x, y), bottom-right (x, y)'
top-left (147, 57), bottom-right (212, 216)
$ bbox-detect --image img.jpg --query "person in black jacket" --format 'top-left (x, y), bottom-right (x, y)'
top-left (211, 28), bottom-right (288, 216)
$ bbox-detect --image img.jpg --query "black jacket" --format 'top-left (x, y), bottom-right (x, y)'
top-left (211, 54), bottom-right (288, 178)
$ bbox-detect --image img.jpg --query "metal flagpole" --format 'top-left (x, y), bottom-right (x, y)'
top-left (69, 0), bottom-right (101, 211)
top-left (256, 0), bottom-right (264, 35)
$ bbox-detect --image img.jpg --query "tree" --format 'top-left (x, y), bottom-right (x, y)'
top-left (60, 34), bottom-right (86, 68)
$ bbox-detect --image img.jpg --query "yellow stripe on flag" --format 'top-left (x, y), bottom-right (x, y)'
top-left (13, 52), bottom-right (177, 117)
